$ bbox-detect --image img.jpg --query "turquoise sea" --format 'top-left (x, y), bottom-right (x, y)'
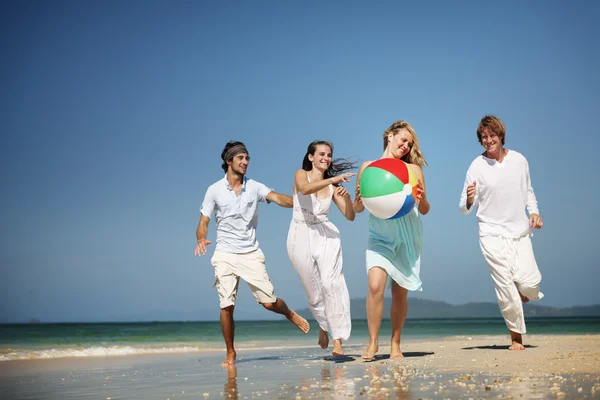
top-left (1, 317), bottom-right (599, 361)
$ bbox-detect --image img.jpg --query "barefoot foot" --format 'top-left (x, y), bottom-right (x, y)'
top-left (288, 311), bottom-right (310, 334)
top-left (221, 351), bottom-right (236, 367)
top-left (362, 342), bottom-right (378, 361)
top-left (331, 339), bottom-right (344, 356)
top-left (318, 328), bottom-right (329, 350)
top-left (509, 330), bottom-right (525, 350)
top-left (390, 342), bottom-right (404, 359)
top-left (509, 342), bottom-right (525, 350)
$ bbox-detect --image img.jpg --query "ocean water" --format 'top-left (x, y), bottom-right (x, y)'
top-left (1, 317), bottom-right (598, 361)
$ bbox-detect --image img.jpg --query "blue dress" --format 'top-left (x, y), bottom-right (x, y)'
top-left (366, 207), bottom-right (423, 291)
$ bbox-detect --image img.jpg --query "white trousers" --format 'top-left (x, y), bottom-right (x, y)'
top-left (287, 221), bottom-right (351, 341)
top-left (479, 235), bottom-right (544, 334)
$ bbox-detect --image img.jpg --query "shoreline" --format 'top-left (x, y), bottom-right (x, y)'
top-left (2, 334), bottom-right (599, 375)
top-left (1, 332), bottom-right (598, 364)
top-left (1, 334), bottom-right (599, 399)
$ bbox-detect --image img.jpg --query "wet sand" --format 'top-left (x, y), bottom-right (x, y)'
top-left (1, 334), bottom-right (599, 399)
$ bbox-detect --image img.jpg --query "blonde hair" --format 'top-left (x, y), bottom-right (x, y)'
top-left (383, 120), bottom-right (427, 167)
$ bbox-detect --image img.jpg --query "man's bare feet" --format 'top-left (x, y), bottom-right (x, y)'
top-left (509, 330), bottom-right (525, 350)
top-left (287, 310), bottom-right (310, 334)
top-left (390, 342), bottom-right (404, 359)
top-left (519, 291), bottom-right (529, 303)
top-left (362, 341), bottom-right (378, 361)
top-left (331, 339), bottom-right (344, 356)
top-left (509, 341), bottom-right (525, 350)
top-left (318, 328), bottom-right (329, 349)
top-left (221, 350), bottom-right (236, 367)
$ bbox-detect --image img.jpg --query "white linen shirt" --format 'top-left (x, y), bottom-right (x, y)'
top-left (201, 175), bottom-right (273, 254)
top-left (459, 150), bottom-right (539, 238)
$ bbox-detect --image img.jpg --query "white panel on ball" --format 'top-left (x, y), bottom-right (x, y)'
top-left (362, 191), bottom-right (407, 219)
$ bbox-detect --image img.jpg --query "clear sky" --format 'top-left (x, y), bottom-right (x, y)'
top-left (1, 1), bottom-right (599, 323)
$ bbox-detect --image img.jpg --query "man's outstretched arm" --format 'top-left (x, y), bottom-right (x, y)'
top-left (266, 191), bottom-right (293, 208)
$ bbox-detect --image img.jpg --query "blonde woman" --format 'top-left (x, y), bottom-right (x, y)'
top-left (353, 121), bottom-right (430, 361)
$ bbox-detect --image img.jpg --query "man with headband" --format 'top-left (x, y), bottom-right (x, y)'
top-left (195, 141), bottom-right (310, 367)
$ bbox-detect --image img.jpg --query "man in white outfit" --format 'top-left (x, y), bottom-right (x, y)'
top-left (195, 141), bottom-right (310, 367)
top-left (459, 115), bottom-right (544, 350)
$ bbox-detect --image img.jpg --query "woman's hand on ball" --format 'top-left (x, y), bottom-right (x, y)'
top-left (355, 184), bottom-right (362, 203)
top-left (416, 180), bottom-right (425, 201)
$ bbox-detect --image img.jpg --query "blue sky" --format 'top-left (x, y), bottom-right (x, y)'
top-left (1, 1), bottom-right (598, 322)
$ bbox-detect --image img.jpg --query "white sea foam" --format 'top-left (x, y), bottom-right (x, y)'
top-left (0, 345), bottom-right (204, 361)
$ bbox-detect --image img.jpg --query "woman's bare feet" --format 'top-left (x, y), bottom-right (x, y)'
top-left (287, 311), bottom-right (310, 334)
top-left (221, 350), bottom-right (236, 367)
top-left (318, 328), bottom-right (329, 349)
top-left (509, 330), bottom-right (525, 350)
top-left (331, 339), bottom-right (344, 356)
top-left (390, 342), bottom-right (404, 359)
top-left (362, 341), bottom-right (378, 360)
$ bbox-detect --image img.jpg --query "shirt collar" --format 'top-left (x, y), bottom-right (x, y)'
top-left (221, 174), bottom-right (247, 192)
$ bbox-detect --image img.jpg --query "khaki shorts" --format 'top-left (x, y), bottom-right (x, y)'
top-left (211, 248), bottom-right (277, 309)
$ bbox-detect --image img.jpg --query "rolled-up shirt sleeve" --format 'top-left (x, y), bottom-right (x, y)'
top-left (200, 186), bottom-right (216, 217)
top-left (256, 182), bottom-right (274, 203)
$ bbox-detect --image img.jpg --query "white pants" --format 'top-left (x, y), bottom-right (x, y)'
top-left (287, 221), bottom-right (351, 341)
top-left (480, 235), bottom-right (544, 334)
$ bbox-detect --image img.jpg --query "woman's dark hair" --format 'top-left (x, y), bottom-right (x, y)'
top-left (301, 141), bottom-right (357, 186)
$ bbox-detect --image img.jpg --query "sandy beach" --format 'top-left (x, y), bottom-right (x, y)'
top-left (1, 334), bottom-right (599, 399)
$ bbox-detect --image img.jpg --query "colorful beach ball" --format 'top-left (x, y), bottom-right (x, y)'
top-left (359, 158), bottom-right (419, 219)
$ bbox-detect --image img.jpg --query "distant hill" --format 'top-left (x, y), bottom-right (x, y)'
top-left (295, 297), bottom-right (600, 320)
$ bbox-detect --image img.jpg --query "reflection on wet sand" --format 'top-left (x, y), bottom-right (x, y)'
top-left (224, 365), bottom-right (238, 399)
top-left (320, 366), bottom-right (356, 399)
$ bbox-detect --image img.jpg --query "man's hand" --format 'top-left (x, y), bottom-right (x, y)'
top-left (194, 238), bottom-right (212, 256)
top-left (529, 213), bottom-right (544, 229)
top-left (466, 181), bottom-right (476, 209)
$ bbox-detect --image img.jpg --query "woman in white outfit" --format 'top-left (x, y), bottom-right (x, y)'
top-left (459, 115), bottom-right (544, 351)
top-left (287, 141), bottom-right (356, 356)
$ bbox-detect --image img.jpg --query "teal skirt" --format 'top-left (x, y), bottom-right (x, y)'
top-left (366, 207), bottom-right (423, 291)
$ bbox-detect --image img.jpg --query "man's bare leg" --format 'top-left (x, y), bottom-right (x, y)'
top-left (331, 339), bottom-right (344, 356)
top-left (261, 298), bottom-right (310, 333)
top-left (363, 267), bottom-right (387, 360)
top-left (509, 330), bottom-right (525, 350)
top-left (220, 305), bottom-right (236, 367)
top-left (390, 283), bottom-right (408, 359)
top-left (318, 328), bottom-right (329, 349)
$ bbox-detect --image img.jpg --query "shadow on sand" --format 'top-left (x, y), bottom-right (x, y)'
top-left (462, 345), bottom-right (537, 350)
top-left (361, 351), bottom-right (435, 362)
top-left (235, 355), bottom-right (295, 364)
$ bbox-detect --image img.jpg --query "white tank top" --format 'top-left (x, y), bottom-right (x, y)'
top-left (292, 173), bottom-right (333, 225)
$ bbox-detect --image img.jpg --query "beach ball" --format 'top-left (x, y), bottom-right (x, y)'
top-left (359, 158), bottom-right (419, 219)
